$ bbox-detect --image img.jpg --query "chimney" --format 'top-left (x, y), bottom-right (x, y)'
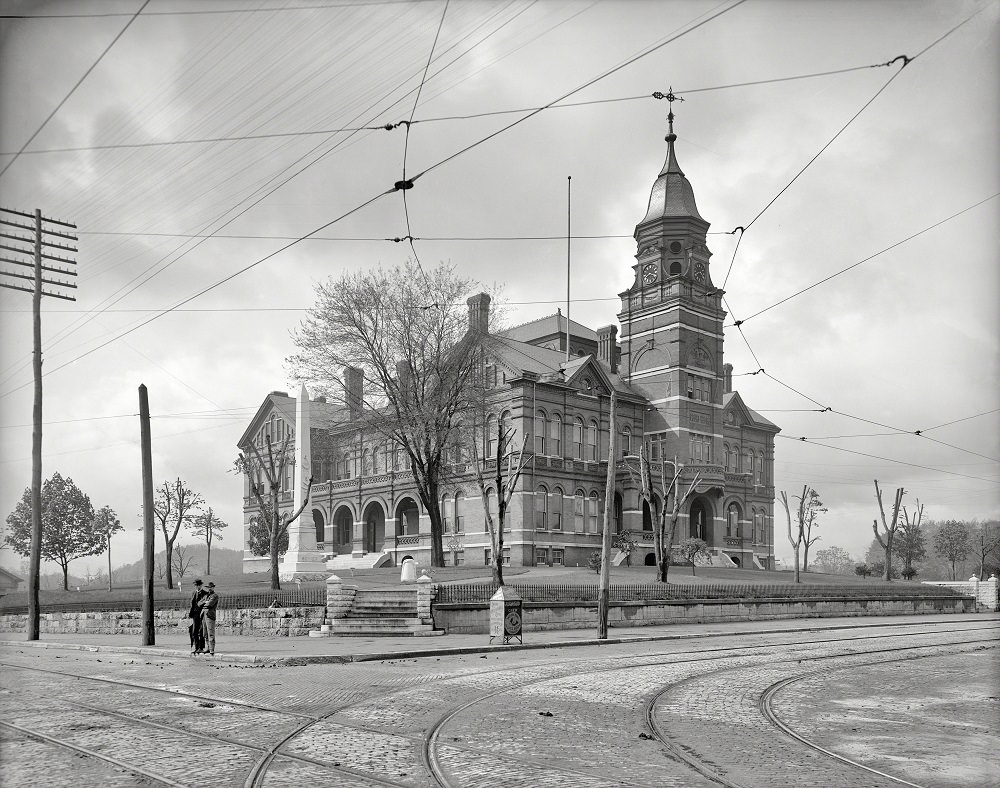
top-left (597, 325), bottom-right (618, 373)
top-left (723, 363), bottom-right (733, 394)
top-left (467, 292), bottom-right (491, 333)
top-left (345, 366), bottom-right (364, 420)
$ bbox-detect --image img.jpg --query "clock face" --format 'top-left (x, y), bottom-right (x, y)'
top-left (642, 263), bottom-right (658, 285)
top-left (694, 263), bottom-right (706, 283)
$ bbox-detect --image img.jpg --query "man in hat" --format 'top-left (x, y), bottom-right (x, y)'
top-left (188, 579), bottom-right (207, 654)
top-left (199, 582), bottom-right (219, 656)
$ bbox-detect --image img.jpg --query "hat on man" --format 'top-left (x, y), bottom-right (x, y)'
top-left (207, 582), bottom-right (215, 588)
top-left (193, 579), bottom-right (203, 586)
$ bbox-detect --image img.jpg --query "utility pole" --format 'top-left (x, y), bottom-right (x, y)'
top-left (598, 390), bottom-right (616, 639)
top-left (139, 384), bottom-right (155, 646)
top-left (0, 207), bottom-right (77, 641)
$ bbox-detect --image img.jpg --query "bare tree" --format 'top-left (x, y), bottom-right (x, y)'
top-left (151, 479), bottom-right (203, 590)
top-left (190, 506), bottom-right (227, 576)
top-left (236, 432), bottom-right (313, 591)
top-left (93, 505), bottom-right (122, 591)
top-left (779, 486), bottom-right (808, 583)
top-left (626, 446), bottom-right (701, 583)
top-left (471, 411), bottom-right (530, 586)
top-left (872, 480), bottom-right (905, 582)
top-left (894, 500), bottom-right (926, 580)
top-left (170, 543), bottom-right (196, 579)
top-left (799, 488), bottom-right (826, 571)
top-left (287, 261), bottom-right (494, 567)
top-left (972, 520), bottom-right (1000, 580)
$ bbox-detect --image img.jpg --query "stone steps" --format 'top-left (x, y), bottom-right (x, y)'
top-left (309, 585), bottom-right (440, 637)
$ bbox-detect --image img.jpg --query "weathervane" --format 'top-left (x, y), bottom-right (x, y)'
top-left (652, 86), bottom-right (684, 136)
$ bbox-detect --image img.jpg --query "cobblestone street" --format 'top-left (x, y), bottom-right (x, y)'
top-left (1, 618), bottom-right (997, 787)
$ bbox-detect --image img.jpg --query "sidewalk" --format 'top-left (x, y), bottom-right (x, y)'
top-left (2, 613), bottom-right (995, 665)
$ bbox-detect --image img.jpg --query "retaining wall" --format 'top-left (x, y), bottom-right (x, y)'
top-left (0, 606), bottom-right (326, 637)
top-left (432, 595), bottom-right (977, 634)
top-left (922, 576), bottom-right (998, 611)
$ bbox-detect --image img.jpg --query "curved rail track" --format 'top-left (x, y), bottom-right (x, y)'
top-left (1, 620), bottom-right (996, 788)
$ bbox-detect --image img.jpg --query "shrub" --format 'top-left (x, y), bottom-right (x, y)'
top-left (587, 550), bottom-right (602, 574)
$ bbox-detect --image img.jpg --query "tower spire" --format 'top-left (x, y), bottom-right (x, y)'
top-left (660, 87), bottom-right (684, 177)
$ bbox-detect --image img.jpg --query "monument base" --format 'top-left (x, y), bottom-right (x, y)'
top-left (278, 551), bottom-right (330, 581)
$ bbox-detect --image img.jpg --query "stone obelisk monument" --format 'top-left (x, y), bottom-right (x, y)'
top-left (278, 384), bottom-right (329, 580)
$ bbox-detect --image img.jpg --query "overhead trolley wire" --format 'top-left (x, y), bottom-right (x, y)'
top-left (0, 0), bottom-right (151, 180)
top-left (2, 1), bottom-right (413, 19)
top-left (718, 5), bottom-right (986, 292)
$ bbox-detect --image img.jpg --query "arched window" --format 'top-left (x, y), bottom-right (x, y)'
top-left (551, 486), bottom-right (564, 531)
top-left (535, 484), bottom-right (548, 529)
top-left (371, 445), bottom-right (380, 474)
top-left (723, 444), bottom-right (731, 472)
top-left (573, 488), bottom-right (585, 531)
top-left (485, 488), bottom-right (498, 527)
top-left (486, 414), bottom-right (498, 458)
top-left (363, 448), bottom-right (372, 476)
top-left (586, 419), bottom-right (598, 461)
top-left (549, 413), bottom-right (562, 456)
top-left (587, 491), bottom-right (599, 533)
top-left (572, 417), bottom-right (584, 460)
top-left (669, 261), bottom-right (682, 276)
top-left (757, 451), bottom-right (765, 485)
top-left (501, 410), bottom-right (515, 455)
top-left (746, 451), bottom-right (754, 480)
top-left (727, 503), bottom-right (741, 538)
top-left (620, 426), bottom-right (632, 459)
top-left (534, 410), bottom-right (547, 456)
top-left (454, 492), bottom-right (464, 533)
top-left (442, 494), bottom-right (454, 533)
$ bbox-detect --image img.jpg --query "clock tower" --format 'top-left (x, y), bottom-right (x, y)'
top-left (618, 108), bottom-right (726, 469)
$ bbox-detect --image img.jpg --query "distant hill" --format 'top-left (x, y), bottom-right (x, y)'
top-left (112, 545), bottom-right (244, 583)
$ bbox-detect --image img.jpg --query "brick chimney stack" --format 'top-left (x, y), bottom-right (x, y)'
top-left (395, 360), bottom-right (412, 396)
top-left (723, 363), bottom-right (733, 394)
top-left (345, 366), bottom-right (364, 420)
top-left (467, 292), bottom-right (491, 333)
top-left (597, 325), bottom-right (618, 373)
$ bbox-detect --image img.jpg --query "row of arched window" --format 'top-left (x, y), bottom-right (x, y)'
top-left (531, 409), bottom-right (635, 461)
top-left (725, 503), bottom-right (769, 543)
top-left (435, 487), bottom-right (603, 534)
top-left (312, 443), bottom-right (412, 483)
top-left (254, 414), bottom-right (289, 448)
top-left (723, 445), bottom-right (767, 484)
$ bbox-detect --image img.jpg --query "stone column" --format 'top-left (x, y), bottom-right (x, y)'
top-left (325, 574), bottom-right (355, 619)
top-left (279, 384), bottom-right (330, 580)
top-left (416, 571), bottom-right (433, 625)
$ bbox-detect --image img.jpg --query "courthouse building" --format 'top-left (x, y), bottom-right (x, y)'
top-left (239, 117), bottom-right (779, 574)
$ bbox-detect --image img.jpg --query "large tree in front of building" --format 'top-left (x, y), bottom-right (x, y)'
top-left (151, 478), bottom-right (203, 590)
top-left (4, 472), bottom-right (103, 591)
top-left (288, 261), bottom-right (491, 567)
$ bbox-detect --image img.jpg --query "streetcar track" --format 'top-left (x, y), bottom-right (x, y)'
top-left (2, 622), bottom-right (996, 788)
top-left (643, 638), bottom-right (997, 788)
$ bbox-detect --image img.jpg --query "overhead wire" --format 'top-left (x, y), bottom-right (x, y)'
top-left (718, 5), bottom-right (986, 292)
top-left (1, 1), bottom-right (413, 19)
top-left (0, 0), bottom-right (151, 179)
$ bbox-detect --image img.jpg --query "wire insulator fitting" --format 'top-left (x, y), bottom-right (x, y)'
top-left (394, 179), bottom-right (414, 191)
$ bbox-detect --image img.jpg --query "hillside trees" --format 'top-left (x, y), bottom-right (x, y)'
top-left (93, 505), bottom-right (123, 591)
top-left (972, 520), bottom-right (1000, 579)
top-left (4, 472), bottom-right (103, 590)
top-left (780, 485), bottom-right (824, 582)
top-left (191, 506), bottom-right (228, 575)
top-left (287, 261), bottom-right (494, 567)
top-left (893, 501), bottom-right (926, 580)
top-left (813, 545), bottom-right (854, 575)
top-left (933, 520), bottom-right (971, 581)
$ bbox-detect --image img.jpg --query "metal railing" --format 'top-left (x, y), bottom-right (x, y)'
top-left (433, 581), bottom-right (975, 605)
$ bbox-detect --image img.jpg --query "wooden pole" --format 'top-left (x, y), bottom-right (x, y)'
top-left (27, 210), bottom-right (42, 641)
top-left (598, 390), bottom-right (616, 639)
top-left (565, 175), bottom-right (571, 362)
top-left (139, 384), bottom-right (155, 646)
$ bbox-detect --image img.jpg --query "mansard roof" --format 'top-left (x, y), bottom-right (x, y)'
top-left (723, 391), bottom-right (780, 432)
top-left (637, 114), bottom-right (705, 225)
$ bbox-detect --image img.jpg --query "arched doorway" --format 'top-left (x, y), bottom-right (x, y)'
top-left (312, 509), bottom-right (325, 548)
top-left (613, 492), bottom-right (623, 533)
top-left (361, 501), bottom-right (385, 554)
top-left (331, 506), bottom-right (353, 555)
top-left (644, 552), bottom-right (656, 566)
top-left (690, 498), bottom-right (710, 540)
top-left (642, 499), bottom-right (654, 532)
top-left (395, 497), bottom-right (420, 536)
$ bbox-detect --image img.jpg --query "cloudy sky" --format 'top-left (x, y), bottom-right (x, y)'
top-left (1, 0), bottom-right (997, 576)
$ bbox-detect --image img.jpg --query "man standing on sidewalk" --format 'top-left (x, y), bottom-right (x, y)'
top-left (199, 582), bottom-right (219, 656)
top-left (188, 579), bottom-right (207, 654)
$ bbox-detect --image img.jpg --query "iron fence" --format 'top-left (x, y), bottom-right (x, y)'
top-left (433, 581), bottom-right (974, 605)
top-left (0, 588), bottom-right (327, 616)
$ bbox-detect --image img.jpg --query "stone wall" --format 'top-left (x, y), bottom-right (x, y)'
top-left (922, 576), bottom-right (998, 611)
top-left (0, 606), bottom-right (326, 637)
top-left (432, 595), bottom-right (977, 634)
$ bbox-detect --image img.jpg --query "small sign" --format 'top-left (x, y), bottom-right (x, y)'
top-left (489, 586), bottom-right (522, 645)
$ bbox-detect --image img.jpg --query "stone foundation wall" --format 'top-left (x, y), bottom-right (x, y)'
top-left (432, 596), bottom-right (977, 634)
top-left (0, 606), bottom-right (326, 637)
top-left (922, 577), bottom-right (998, 611)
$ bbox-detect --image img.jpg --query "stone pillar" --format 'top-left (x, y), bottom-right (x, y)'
top-left (416, 571), bottom-right (433, 625)
top-left (279, 384), bottom-right (330, 580)
top-left (325, 575), bottom-right (355, 619)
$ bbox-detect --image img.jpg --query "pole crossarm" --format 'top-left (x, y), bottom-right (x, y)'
top-left (0, 206), bottom-right (77, 228)
top-left (0, 230), bottom-right (78, 253)
top-left (0, 282), bottom-right (78, 300)
top-left (0, 217), bottom-right (78, 241)
top-left (1, 255), bottom-right (78, 276)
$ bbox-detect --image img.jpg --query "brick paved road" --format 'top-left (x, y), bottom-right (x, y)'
top-left (1, 620), bottom-right (996, 787)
